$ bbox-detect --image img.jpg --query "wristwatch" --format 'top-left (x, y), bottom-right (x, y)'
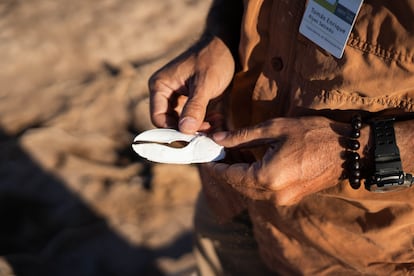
top-left (369, 118), bottom-right (413, 192)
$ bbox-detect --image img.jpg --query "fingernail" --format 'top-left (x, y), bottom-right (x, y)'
top-left (213, 131), bottom-right (228, 142)
top-left (179, 117), bottom-right (198, 133)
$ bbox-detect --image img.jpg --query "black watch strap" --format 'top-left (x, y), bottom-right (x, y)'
top-left (369, 118), bottom-right (412, 192)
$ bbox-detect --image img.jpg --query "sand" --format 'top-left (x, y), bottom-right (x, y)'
top-left (0, 0), bottom-right (212, 274)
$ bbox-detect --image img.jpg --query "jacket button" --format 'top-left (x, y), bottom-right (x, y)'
top-left (271, 57), bottom-right (283, 71)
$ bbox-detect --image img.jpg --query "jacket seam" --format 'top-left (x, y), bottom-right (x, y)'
top-left (299, 80), bottom-right (414, 112)
top-left (347, 35), bottom-right (414, 63)
top-left (318, 90), bottom-right (414, 111)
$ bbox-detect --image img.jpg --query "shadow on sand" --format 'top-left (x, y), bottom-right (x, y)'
top-left (0, 128), bottom-right (193, 276)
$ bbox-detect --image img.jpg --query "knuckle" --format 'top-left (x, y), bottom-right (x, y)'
top-left (238, 128), bottom-right (251, 139)
top-left (186, 98), bottom-right (205, 111)
top-left (150, 115), bottom-right (161, 127)
top-left (252, 162), bottom-right (274, 185)
top-left (148, 76), bottom-right (158, 91)
top-left (272, 191), bottom-right (299, 206)
top-left (183, 99), bottom-right (206, 118)
top-left (148, 73), bottom-right (165, 92)
top-left (232, 127), bottom-right (251, 142)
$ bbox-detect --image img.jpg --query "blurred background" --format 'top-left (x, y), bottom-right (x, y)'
top-left (0, 0), bottom-right (212, 275)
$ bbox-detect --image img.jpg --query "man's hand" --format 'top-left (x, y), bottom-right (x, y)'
top-left (201, 117), bottom-right (368, 206)
top-left (148, 36), bottom-right (235, 134)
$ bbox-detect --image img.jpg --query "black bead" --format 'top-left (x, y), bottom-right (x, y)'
top-left (349, 151), bottom-right (360, 161)
top-left (349, 139), bottom-right (360, 151)
top-left (349, 177), bottom-right (361, 187)
top-left (352, 115), bottom-right (362, 130)
top-left (353, 122), bottom-right (362, 130)
top-left (347, 114), bottom-right (363, 189)
top-left (352, 170), bottom-right (361, 178)
top-left (350, 129), bottom-right (361, 139)
top-left (350, 161), bottom-right (360, 170)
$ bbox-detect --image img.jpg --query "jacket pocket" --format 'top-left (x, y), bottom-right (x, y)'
top-left (293, 1), bottom-right (414, 112)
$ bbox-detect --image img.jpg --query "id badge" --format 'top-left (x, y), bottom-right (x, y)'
top-left (299, 0), bottom-right (364, 58)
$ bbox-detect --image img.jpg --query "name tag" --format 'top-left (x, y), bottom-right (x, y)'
top-left (299, 0), bottom-right (363, 58)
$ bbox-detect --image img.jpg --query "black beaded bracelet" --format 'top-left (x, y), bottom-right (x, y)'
top-left (348, 115), bottom-right (362, 188)
top-left (345, 115), bottom-right (414, 191)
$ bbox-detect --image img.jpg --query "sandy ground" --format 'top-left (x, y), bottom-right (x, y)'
top-left (0, 0), bottom-right (212, 275)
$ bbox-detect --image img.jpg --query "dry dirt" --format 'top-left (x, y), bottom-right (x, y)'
top-left (0, 0), bottom-right (212, 275)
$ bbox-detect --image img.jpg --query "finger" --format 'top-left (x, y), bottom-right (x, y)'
top-left (205, 162), bottom-right (273, 201)
top-left (150, 92), bottom-right (177, 128)
top-left (204, 111), bottom-right (224, 133)
top-left (149, 74), bottom-right (186, 128)
top-left (212, 126), bottom-right (275, 149)
top-left (178, 81), bottom-right (212, 134)
top-left (207, 162), bottom-right (306, 206)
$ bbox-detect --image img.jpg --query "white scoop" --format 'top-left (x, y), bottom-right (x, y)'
top-left (132, 128), bottom-right (225, 164)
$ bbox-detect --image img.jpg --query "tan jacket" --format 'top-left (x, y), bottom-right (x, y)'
top-left (201, 0), bottom-right (414, 274)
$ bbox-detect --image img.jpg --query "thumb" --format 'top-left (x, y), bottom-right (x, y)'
top-left (178, 83), bottom-right (211, 134)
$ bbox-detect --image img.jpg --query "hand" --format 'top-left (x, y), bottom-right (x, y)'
top-left (148, 35), bottom-right (235, 134)
top-left (201, 117), bottom-right (367, 206)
